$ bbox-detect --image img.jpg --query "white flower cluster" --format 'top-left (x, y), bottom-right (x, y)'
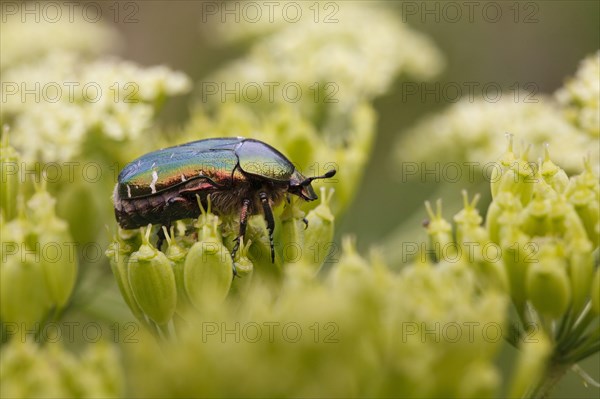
top-left (395, 52), bottom-right (600, 174)
top-left (1, 14), bottom-right (191, 163)
top-left (555, 51), bottom-right (600, 138)
top-left (207, 3), bottom-right (444, 111)
top-left (395, 97), bottom-right (594, 173)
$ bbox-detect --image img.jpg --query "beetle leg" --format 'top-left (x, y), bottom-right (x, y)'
top-left (231, 198), bottom-right (252, 277)
top-left (156, 224), bottom-right (169, 250)
top-left (302, 217), bottom-right (309, 230)
top-left (156, 196), bottom-right (187, 251)
top-left (259, 192), bottom-right (275, 263)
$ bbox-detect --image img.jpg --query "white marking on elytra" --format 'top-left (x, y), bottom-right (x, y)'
top-left (150, 170), bottom-right (159, 194)
top-left (127, 185), bottom-right (132, 198)
top-left (151, 162), bottom-right (156, 168)
top-left (170, 153), bottom-right (175, 159)
top-left (181, 174), bottom-right (187, 182)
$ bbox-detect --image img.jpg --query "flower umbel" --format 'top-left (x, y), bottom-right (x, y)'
top-left (107, 189), bottom-right (338, 333)
top-left (422, 141), bottom-right (599, 398)
top-left (1, 169), bottom-right (78, 330)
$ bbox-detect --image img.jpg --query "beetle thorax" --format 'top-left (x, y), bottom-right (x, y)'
top-left (209, 181), bottom-right (287, 215)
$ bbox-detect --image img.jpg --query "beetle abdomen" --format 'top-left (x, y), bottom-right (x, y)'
top-left (113, 185), bottom-right (202, 229)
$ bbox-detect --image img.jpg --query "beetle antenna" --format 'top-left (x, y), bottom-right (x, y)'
top-left (300, 169), bottom-right (336, 186)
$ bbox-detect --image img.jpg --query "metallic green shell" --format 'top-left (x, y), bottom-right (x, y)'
top-left (237, 140), bottom-right (294, 182)
top-left (118, 138), bottom-right (242, 198)
top-left (117, 137), bottom-right (296, 199)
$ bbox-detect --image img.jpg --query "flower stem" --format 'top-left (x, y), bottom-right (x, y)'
top-left (529, 360), bottom-right (570, 399)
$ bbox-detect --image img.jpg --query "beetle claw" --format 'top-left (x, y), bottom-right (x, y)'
top-left (231, 262), bottom-right (239, 279)
top-left (156, 224), bottom-right (169, 251)
top-left (259, 192), bottom-right (276, 264)
top-left (302, 218), bottom-right (309, 230)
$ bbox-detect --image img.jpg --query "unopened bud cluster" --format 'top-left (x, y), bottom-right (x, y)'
top-left (424, 136), bottom-right (599, 388)
top-left (106, 189), bottom-right (335, 333)
top-left (0, 340), bottom-right (122, 398)
top-left (1, 135), bottom-right (78, 330)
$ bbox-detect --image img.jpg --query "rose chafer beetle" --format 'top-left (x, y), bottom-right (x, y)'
top-left (113, 137), bottom-right (335, 263)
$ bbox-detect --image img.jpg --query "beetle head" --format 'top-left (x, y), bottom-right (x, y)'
top-left (289, 169), bottom-right (336, 201)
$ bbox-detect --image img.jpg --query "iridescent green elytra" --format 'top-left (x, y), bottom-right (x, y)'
top-left (113, 137), bottom-right (336, 263)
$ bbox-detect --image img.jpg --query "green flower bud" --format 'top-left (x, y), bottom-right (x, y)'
top-left (163, 226), bottom-right (192, 317)
top-left (233, 238), bottom-right (253, 277)
top-left (128, 226), bottom-right (177, 325)
top-left (26, 184), bottom-right (59, 225)
top-left (0, 340), bottom-right (123, 398)
top-left (424, 199), bottom-right (455, 262)
top-left (184, 231), bottom-right (233, 309)
top-left (452, 191), bottom-right (508, 291)
top-left (549, 196), bottom-right (588, 239)
top-left (454, 191), bottom-right (482, 243)
top-left (106, 234), bottom-right (145, 321)
top-left (0, 250), bottom-right (51, 328)
top-left (56, 181), bottom-right (105, 247)
top-left (279, 197), bottom-right (306, 265)
top-left (302, 187), bottom-right (335, 271)
top-left (501, 227), bottom-right (534, 315)
top-left (540, 145), bottom-right (569, 194)
top-left (0, 128), bottom-right (20, 221)
top-left (247, 217), bottom-right (282, 278)
top-left (38, 229), bottom-right (77, 309)
top-left (526, 243), bottom-right (571, 319)
top-left (496, 145), bottom-right (535, 205)
top-left (591, 268), bottom-right (600, 315)
top-left (491, 134), bottom-right (517, 199)
top-left (0, 181), bottom-right (79, 326)
top-left (570, 191), bottom-right (599, 246)
top-left (229, 238), bottom-right (254, 296)
top-left (195, 194), bottom-right (221, 241)
top-left (521, 193), bottom-right (552, 237)
top-left (486, 192), bottom-right (522, 245)
top-left (567, 237), bottom-right (594, 315)
top-left (566, 160), bottom-right (599, 247)
top-left (477, 257), bottom-right (509, 293)
top-left (329, 236), bottom-right (370, 289)
top-left (26, 186), bottom-right (77, 309)
top-left (178, 195), bottom-right (234, 307)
